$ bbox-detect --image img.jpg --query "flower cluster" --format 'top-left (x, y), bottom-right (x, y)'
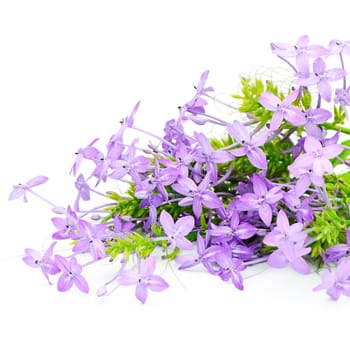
top-left (10, 35), bottom-right (350, 303)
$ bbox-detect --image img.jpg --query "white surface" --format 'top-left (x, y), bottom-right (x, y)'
top-left (1, 1), bottom-right (350, 349)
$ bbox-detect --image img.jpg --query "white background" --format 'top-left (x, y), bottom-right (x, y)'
top-left (1, 1), bottom-right (349, 349)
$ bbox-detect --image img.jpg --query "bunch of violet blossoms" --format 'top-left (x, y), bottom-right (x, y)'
top-left (10, 35), bottom-right (350, 303)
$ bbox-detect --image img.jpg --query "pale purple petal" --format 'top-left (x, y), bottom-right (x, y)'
top-left (73, 275), bottom-right (89, 293)
top-left (147, 275), bottom-right (169, 292)
top-left (318, 80), bottom-right (332, 102)
top-left (247, 147), bottom-right (267, 170)
top-left (258, 92), bottom-right (280, 111)
top-left (57, 274), bottom-right (73, 292)
top-left (276, 210), bottom-right (289, 233)
top-left (27, 176), bottom-right (48, 187)
top-left (269, 111), bottom-right (284, 131)
top-left (313, 57), bottom-right (325, 74)
top-left (118, 270), bottom-right (139, 286)
top-left (227, 120), bottom-right (250, 144)
top-left (175, 236), bottom-right (193, 250)
top-left (268, 249), bottom-right (288, 268)
top-left (252, 174), bottom-right (267, 196)
top-left (159, 210), bottom-right (175, 236)
top-left (140, 256), bottom-right (157, 276)
top-left (193, 197), bottom-right (202, 218)
top-left (135, 284), bottom-right (148, 304)
top-left (211, 150), bottom-right (233, 163)
top-left (174, 215), bottom-right (195, 237)
top-left (201, 191), bottom-right (222, 209)
top-left (296, 52), bottom-right (309, 75)
top-left (322, 144), bottom-right (343, 159)
top-left (290, 257), bottom-right (310, 274)
top-left (259, 202), bottom-right (272, 227)
top-left (172, 177), bottom-right (197, 196)
top-left (8, 187), bottom-right (24, 201)
top-left (313, 158), bottom-right (333, 176)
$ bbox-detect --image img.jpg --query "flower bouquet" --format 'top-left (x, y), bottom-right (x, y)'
top-left (10, 35), bottom-right (350, 303)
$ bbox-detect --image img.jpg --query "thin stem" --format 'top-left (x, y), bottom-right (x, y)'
top-left (27, 188), bottom-right (59, 208)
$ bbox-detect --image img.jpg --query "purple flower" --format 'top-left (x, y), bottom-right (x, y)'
top-left (110, 215), bottom-right (134, 239)
top-left (328, 39), bottom-right (350, 56)
top-left (297, 57), bottom-right (345, 102)
top-left (172, 172), bottom-right (222, 218)
top-left (227, 121), bottom-right (268, 169)
top-left (182, 70), bottom-right (214, 118)
top-left (54, 255), bottom-right (89, 293)
top-left (73, 221), bottom-right (107, 260)
top-left (135, 159), bottom-right (178, 201)
top-left (313, 257), bottom-right (350, 300)
top-left (160, 143), bottom-right (193, 179)
top-left (334, 87), bottom-right (350, 117)
top-left (267, 240), bottom-right (311, 274)
top-left (51, 206), bottom-right (80, 240)
top-left (208, 210), bottom-right (257, 242)
top-left (74, 174), bottom-right (91, 211)
top-left (271, 35), bottom-right (328, 74)
top-left (214, 252), bottom-right (246, 290)
top-left (238, 174), bottom-right (283, 227)
top-left (326, 229), bottom-right (350, 262)
top-left (159, 210), bottom-right (194, 250)
top-left (289, 135), bottom-right (343, 177)
top-left (9, 175), bottom-right (48, 202)
top-left (263, 209), bottom-right (306, 247)
top-left (70, 138), bottom-right (100, 176)
top-left (110, 140), bottom-right (150, 183)
top-left (258, 89), bottom-right (304, 130)
top-left (193, 132), bottom-right (233, 183)
top-left (175, 233), bottom-right (223, 270)
top-left (23, 242), bottom-right (60, 284)
top-left (117, 256), bottom-right (169, 304)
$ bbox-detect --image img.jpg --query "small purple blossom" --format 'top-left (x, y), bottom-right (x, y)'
top-left (258, 89), bottom-right (304, 130)
top-left (55, 255), bottom-right (89, 293)
top-left (238, 174), bottom-right (283, 227)
top-left (289, 135), bottom-right (343, 177)
top-left (159, 210), bottom-right (194, 250)
top-left (214, 252), bottom-right (246, 290)
top-left (313, 257), bottom-right (350, 300)
top-left (227, 120), bottom-right (268, 169)
top-left (297, 57), bottom-right (345, 102)
top-left (73, 221), bottom-right (107, 260)
top-left (23, 242), bottom-right (60, 284)
top-left (117, 256), bottom-right (169, 304)
top-left (9, 176), bottom-right (48, 202)
top-left (172, 172), bottom-right (222, 218)
top-left (271, 35), bottom-right (328, 74)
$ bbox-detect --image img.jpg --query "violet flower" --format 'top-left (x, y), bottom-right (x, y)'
top-left (271, 35), bottom-right (328, 74)
top-left (172, 172), bottom-right (222, 218)
top-left (117, 256), bottom-right (169, 304)
top-left (289, 135), bottom-right (343, 177)
top-left (175, 233), bottom-right (223, 270)
top-left (326, 229), bottom-right (350, 262)
top-left (214, 252), bottom-right (246, 290)
top-left (73, 220), bottom-right (107, 260)
top-left (238, 173), bottom-right (283, 227)
top-left (227, 120), bottom-right (268, 169)
top-left (9, 175), bottom-right (48, 202)
top-left (23, 242), bottom-right (60, 284)
top-left (297, 57), bottom-right (345, 102)
top-left (267, 240), bottom-right (311, 274)
top-left (159, 210), bottom-right (194, 250)
top-left (258, 89), bottom-right (304, 131)
top-left (54, 255), bottom-right (89, 293)
top-left (313, 256), bottom-right (350, 300)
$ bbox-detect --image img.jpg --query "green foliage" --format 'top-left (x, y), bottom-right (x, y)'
top-left (106, 232), bottom-right (157, 261)
top-left (308, 207), bottom-right (349, 258)
top-left (231, 77), bottom-right (282, 128)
